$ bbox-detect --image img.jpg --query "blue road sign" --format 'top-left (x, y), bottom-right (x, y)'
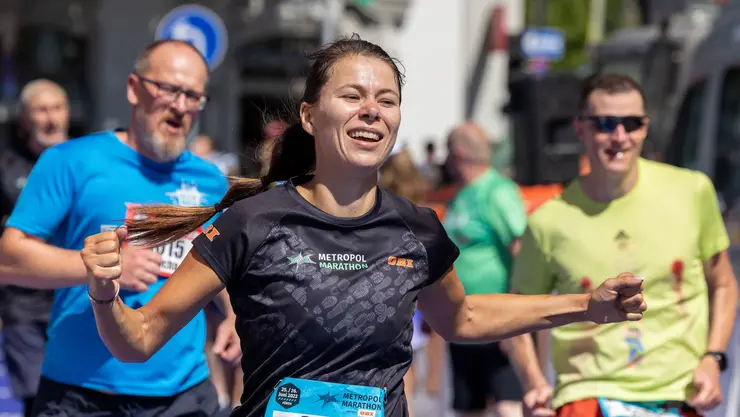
top-left (520, 27), bottom-right (565, 61)
top-left (155, 4), bottom-right (228, 71)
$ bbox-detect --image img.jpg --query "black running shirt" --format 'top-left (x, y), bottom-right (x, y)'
top-left (192, 176), bottom-right (459, 417)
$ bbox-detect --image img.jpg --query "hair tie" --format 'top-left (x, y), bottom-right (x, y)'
top-left (213, 202), bottom-right (225, 213)
top-left (260, 177), bottom-right (269, 189)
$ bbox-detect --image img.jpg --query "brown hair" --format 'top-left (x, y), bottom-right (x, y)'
top-left (126, 34), bottom-right (405, 247)
top-left (379, 150), bottom-right (429, 205)
top-left (578, 73), bottom-right (645, 113)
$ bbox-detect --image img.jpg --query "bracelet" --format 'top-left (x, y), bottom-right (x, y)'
top-left (88, 283), bottom-right (120, 305)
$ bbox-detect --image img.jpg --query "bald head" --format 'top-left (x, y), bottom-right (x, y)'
top-left (134, 40), bottom-right (209, 77)
top-left (20, 79), bottom-right (67, 110)
top-left (447, 122), bottom-right (491, 163)
top-left (19, 79), bottom-right (69, 153)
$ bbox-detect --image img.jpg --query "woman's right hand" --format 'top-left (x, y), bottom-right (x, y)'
top-left (82, 226), bottom-right (162, 296)
top-left (81, 227), bottom-right (128, 300)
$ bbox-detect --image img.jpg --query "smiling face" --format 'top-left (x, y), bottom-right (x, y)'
top-left (575, 89), bottom-right (648, 177)
top-left (127, 42), bottom-right (209, 162)
top-left (300, 55), bottom-right (402, 176)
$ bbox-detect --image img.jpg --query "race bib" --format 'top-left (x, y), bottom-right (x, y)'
top-left (121, 204), bottom-right (203, 277)
top-left (597, 398), bottom-right (681, 417)
top-left (153, 229), bottom-right (201, 277)
top-left (264, 378), bottom-right (385, 417)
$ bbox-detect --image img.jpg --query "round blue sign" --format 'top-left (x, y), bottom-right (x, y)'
top-left (155, 4), bottom-right (228, 71)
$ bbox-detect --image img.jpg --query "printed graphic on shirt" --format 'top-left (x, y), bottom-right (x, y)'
top-left (166, 180), bottom-right (208, 206)
top-left (286, 251), bottom-right (370, 272)
top-left (625, 325), bottom-right (645, 367)
top-left (252, 224), bottom-right (426, 350)
top-left (670, 259), bottom-right (687, 316)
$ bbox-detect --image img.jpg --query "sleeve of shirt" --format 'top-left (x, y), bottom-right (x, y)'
top-left (695, 171), bottom-right (730, 261)
top-left (405, 206), bottom-right (460, 286)
top-left (5, 146), bottom-right (76, 240)
top-left (484, 180), bottom-right (527, 245)
top-left (510, 223), bottom-right (554, 295)
top-left (191, 202), bottom-right (250, 286)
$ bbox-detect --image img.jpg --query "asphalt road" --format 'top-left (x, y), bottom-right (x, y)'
top-left (1, 309), bottom-right (738, 417)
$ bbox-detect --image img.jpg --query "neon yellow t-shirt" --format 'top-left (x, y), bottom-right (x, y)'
top-left (511, 158), bottom-right (729, 408)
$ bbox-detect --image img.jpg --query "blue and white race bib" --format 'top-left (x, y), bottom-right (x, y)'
top-left (265, 377), bottom-right (385, 417)
top-left (598, 398), bottom-right (682, 417)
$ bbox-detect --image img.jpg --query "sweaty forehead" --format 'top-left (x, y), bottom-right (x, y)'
top-left (145, 46), bottom-right (208, 91)
top-left (586, 90), bottom-right (645, 116)
top-left (328, 56), bottom-right (398, 94)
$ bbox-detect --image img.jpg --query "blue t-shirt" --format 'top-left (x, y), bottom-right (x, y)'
top-left (6, 131), bottom-right (229, 396)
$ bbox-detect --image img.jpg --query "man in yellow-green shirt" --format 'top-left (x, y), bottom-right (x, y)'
top-left (506, 74), bottom-right (738, 417)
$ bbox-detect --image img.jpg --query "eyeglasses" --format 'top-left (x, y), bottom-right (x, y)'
top-left (134, 73), bottom-right (209, 111)
top-left (578, 115), bottom-right (647, 133)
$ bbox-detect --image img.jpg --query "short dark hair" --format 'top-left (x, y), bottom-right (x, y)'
top-left (578, 73), bottom-right (645, 113)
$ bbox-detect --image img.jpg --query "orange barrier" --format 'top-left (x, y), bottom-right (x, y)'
top-left (426, 183), bottom-right (563, 221)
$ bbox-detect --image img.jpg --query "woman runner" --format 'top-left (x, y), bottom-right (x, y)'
top-left (80, 36), bottom-right (647, 417)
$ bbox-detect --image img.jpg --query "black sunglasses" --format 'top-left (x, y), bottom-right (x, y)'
top-left (579, 115), bottom-right (647, 133)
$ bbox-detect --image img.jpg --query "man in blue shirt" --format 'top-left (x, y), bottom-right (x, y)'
top-left (0, 39), bottom-right (238, 416)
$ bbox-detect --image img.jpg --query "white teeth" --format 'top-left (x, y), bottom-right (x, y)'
top-left (348, 130), bottom-right (381, 141)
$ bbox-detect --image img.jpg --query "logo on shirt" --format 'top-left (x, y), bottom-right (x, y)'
top-left (287, 252), bottom-right (316, 271)
top-left (388, 256), bottom-right (414, 268)
top-left (286, 251), bottom-right (369, 272)
top-left (166, 181), bottom-right (207, 206)
top-left (204, 224), bottom-right (220, 241)
top-left (614, 230), bottom-right (629, 249)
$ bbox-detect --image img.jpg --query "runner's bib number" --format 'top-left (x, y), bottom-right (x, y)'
top-left (264, 377), bottom-right (385, 417)
top-left (153, 229), bottom-right (200, 277)
top-left (598, 398), bottom-right (681, 417)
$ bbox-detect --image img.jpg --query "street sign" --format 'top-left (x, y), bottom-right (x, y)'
top-left (155, 4), bottom-right (228, 71)
top-left (520, 27), bottom-right (565, 61)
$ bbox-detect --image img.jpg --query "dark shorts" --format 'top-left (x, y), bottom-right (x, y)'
top-left (448, 342), bottom-right (524, 411)
top-left (31, 377), bottom-right (224, 417)
top-left (1, 320), bottom-right (48, 399)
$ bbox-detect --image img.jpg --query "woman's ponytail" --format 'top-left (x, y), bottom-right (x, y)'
top-left (126, 121), bottom-right (316, 248)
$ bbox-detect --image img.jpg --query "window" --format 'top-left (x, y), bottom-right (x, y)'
top-left (666, 80), bottom-right (707, 170)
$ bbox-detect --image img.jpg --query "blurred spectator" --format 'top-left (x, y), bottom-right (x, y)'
top-left (0, 78), bottom-right (69, 417)
top-left (379, 142), bottom-right (431, 203)
top-left (442, 121), bottom-right (526, 417)
top-left (190, 134), bottom-right (241, 176)
top-left (379, 141), bottom-right (444, 417)
top-left (419, 140), bottom-right (443, 188)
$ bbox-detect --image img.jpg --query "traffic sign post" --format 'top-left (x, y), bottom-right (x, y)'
top-left (519, 27), bottom-right (565, 75)
top-left (155, 4), bottom-right (228, 71)
top-left (520, 27), bottom-right (565, 61)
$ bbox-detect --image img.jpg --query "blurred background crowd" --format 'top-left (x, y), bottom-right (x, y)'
top-left (1, 0), bottom-right (740, 416)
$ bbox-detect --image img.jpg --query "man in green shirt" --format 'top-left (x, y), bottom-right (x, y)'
top-left (443, 122), bottom-right (528, 417)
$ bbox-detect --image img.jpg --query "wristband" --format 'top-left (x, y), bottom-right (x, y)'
top-left (88, 283), bottom-right (120, 305)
